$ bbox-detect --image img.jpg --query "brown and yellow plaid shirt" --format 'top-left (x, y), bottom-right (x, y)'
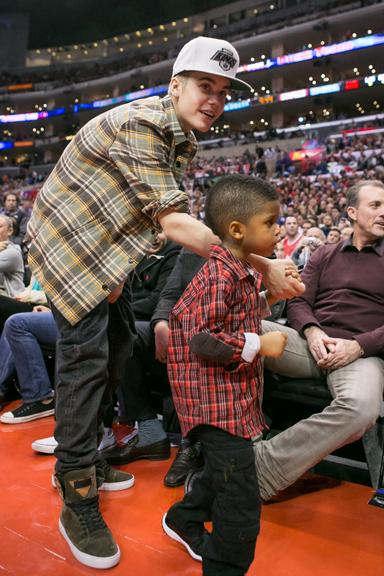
top-left (28, 95), bottom-right (197, 325)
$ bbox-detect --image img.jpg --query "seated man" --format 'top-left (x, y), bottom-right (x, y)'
top-left (100, 235), bottom-right (182, 463)
top-left (255, 179), bottom-right (384, 500)
top-left (101, 247), bottom-right (206, 486)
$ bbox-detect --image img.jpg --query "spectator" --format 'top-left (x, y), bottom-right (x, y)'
top-left (255, 179), bottom-right (384, 501)
top-left (0, 215), bottom-right (24, 298)
top-left (0, 192), bottom-right (29, 246)
top-left (282, 216), bottom-right (303, 257)
top-left (327, 227), bottom-right (342, 244)
top-left (291, 227), bottom-right (325, 269)
top-left (100, 234), bottom-right (181, 462)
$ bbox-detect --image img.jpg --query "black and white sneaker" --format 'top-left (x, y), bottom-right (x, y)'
top-left (0, 398), bottom-right (54, 424)
top-left (162, 513), bottom-right (203, 562)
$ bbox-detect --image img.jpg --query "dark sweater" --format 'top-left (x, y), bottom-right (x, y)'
top-left (287, 237), bottom-right (384, 357)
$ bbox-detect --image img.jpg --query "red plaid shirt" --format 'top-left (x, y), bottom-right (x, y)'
top-left (168, 245), bottom-right (267, 439)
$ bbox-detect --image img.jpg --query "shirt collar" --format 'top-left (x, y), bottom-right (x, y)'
top-left (209, 245), bottom-right (258, 281)
top-left (161, 94), bottom-right (198, 151)
top-left (341, 234), bottom-right (384, 255)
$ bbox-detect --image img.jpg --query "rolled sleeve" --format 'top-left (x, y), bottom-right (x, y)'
top-left (109, 116), bottom-right (189, 225)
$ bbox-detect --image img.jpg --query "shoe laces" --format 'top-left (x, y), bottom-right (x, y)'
top-left (71, 496), bottom-right (108, 534)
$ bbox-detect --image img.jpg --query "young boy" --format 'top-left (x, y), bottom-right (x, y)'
top-left (26, 36), bottom-right (267, 570)
top-left (163, 174), bottom-right (288, 576)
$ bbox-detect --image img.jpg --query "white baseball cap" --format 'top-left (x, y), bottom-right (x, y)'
top-left (172, 36), bottom-right (252, 92)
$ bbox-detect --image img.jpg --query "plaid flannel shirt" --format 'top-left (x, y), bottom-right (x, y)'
top-left (168, 245), bottom-right (268, 439)
top-left (27, 95), bottom-right (196, 325)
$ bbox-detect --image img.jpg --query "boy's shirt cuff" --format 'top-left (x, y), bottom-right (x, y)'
top-left (241, 333), bottom-right (261, 362)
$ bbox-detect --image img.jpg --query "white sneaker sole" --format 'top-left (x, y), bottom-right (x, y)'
top-left (162, 513), bottom-right (202, 562)
top-left (59, 518), bottom-right (120, 569)
top-left (0, 408), bottom-right (55, 424)
top-left (32, 439), bottom-right (57, 454)
top-left (52, 473), bottom-right (135, 492)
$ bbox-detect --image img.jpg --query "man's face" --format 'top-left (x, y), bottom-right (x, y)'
top-left (327, 229), bottom-right (341, 244)
top-left (285, 217), bottom-right (298, 237)
top-left (4, 195), bottom-right (17, 211)
top-left (170, 72), bottom-right (230, 133)
top-left (347, 185), bottom-right (384, 243)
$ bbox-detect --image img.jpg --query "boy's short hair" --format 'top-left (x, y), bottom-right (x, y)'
top-left (205, 175), bottom-right (279, 239)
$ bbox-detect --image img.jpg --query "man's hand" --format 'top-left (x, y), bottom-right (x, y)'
top-left (14, 289), bottom-right (30, 302)
top-left (33, 305), bottom-right (51, 313)
top-left (259, 331), bottom-right (288, 358)
top-left (262, 258), bottom-right (305, 300)
top-left (304, 325), bottom-right (333, 364)
top-left (107, 281), bottom-right (125, 303)
top-left (154, 320), bottom-right (169, 363)
top-left (317, 338), bottom-right (363, 370)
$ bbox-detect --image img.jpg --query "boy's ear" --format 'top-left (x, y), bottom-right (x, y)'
top-left (228, 220), bottom-right (245, 240)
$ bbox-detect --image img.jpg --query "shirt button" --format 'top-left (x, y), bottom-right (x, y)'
top-left (102, 284), bottom-right (108, 291)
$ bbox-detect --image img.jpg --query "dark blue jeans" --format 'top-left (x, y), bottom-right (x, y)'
top-left (0, 311), bottom-right (57, 402)
top-left (51, 285), bottom-right (136, 474)
top-left (168, 425), bottom-right (261, 576)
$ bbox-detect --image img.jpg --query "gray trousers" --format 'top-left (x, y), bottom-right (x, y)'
top-left (255, 321), bottom-right (384, 500)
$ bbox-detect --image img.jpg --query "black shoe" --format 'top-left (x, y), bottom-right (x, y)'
top-left (162, 513), bottom-right (204, 562)
top-left (184, 466), bottom-right (205, 495)
top-left (0, 398), bottom-right (54, 424)
top-left (164, 443), bottom-right (204, 487)
top-left (101, 436), bottom-right (170, 465)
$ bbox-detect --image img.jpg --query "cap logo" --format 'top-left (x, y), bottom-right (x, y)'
top-left (211, 48), bottom-right (237, 71)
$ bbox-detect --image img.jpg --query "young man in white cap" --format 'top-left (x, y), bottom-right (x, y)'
top-left (28, 35), bottom-right (303, 570)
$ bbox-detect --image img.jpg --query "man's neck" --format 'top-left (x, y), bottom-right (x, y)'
top-left (351, 230), bottom-right (376, 251)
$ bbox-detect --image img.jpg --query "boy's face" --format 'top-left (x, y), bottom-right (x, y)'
top-left (170, 72), bottom-right (230, 133)
top-left (241, 201), bottom-right (281, 257)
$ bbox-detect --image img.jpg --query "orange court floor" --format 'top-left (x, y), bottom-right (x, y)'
top-left (1, 406), bottom-right (384, 576)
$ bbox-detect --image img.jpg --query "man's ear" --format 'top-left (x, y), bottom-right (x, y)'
top-left (347, 206), bottom-right (356, 222)
top-left (169, 76), bottom-right (183, 98)
top-left (228, 220), bottom-right (245, 240)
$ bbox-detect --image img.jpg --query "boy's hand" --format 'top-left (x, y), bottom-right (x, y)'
top-left (260, 331), bottom-right (287, 357)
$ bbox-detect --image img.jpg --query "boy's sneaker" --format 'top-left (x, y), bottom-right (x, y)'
top-left (52, 459), bottom-right (135, 492)
top-left (56, 465), bottom-right (120, 569)
top-left (32, 435), bottom-right (58, 454)
top-left (0, 398), bottom-right (54, 424)
top-left (162, 513), bottom-right (203, 562)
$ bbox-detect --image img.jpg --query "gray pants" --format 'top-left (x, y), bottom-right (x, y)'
top-left (254, 321), bottom-right (384, 500)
